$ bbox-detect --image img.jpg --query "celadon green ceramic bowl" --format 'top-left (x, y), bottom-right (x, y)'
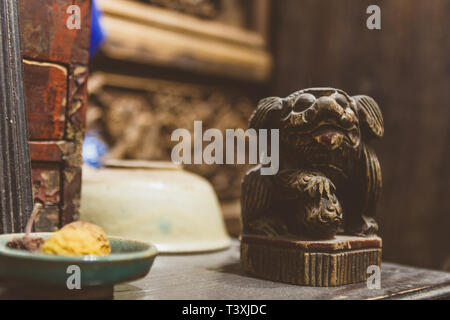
top-left (0, 233), bottom-right (158, 288)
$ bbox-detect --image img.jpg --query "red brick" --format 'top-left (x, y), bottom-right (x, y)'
top-left (19, 0), bottom-right (91, 65)
top-left (29, 141), bottom-right (76, 162)
top-left (23, 59), bottom-right (67, 140)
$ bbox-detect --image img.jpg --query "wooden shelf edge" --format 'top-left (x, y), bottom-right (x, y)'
top-left (97, 0), bottom-right (272, 82)
top-left (98, 0), bottom-right (266, 49)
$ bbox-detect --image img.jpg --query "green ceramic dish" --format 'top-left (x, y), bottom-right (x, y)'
top-left (0, 233), bottom-right (158, 287)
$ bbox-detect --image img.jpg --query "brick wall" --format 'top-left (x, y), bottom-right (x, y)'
top-left (19, 0), bottom-right (91, 230)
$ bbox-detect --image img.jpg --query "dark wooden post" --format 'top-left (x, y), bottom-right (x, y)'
top-left (0, 0), bottom-right (33, 233)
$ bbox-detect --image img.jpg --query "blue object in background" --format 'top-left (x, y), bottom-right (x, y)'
top-left (82, 132), bottom-right (109, 168)
top-left (90, 0), bottom-right (106, 57)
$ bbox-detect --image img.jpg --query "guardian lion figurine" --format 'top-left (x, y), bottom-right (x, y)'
top-left (241, 88), bottom-right (383, 240)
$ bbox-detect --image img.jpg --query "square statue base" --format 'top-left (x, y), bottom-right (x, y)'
top-left (241, 234), bottom-right (382, 287)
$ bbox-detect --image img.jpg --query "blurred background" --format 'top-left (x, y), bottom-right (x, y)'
top-left (86, 0), bottom-right (449, 270)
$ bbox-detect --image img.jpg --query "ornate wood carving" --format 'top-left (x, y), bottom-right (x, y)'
top-left (88, 73), bottom-right (254, 203)
top-left (0, 0), bottom-right (34, 233)
top-left (242, 88), bottom-right (383, 239)
top-left (240, 88), bottom-right (384, 286)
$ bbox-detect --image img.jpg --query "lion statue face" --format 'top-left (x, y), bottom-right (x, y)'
top-left (244, 87), bottom-right (384, 239)
top-left (280, 88), bottom-right (361, 153)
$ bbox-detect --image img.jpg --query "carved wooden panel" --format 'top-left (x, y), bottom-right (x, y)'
top-left (88, 73), bottom-right (254, 203)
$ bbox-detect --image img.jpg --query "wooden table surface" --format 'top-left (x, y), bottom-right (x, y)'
top-left (114, 240), bottom-right (450, 300)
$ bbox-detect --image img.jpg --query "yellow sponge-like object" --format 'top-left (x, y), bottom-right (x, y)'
top-left (41, 221), bottom-right (111, 256)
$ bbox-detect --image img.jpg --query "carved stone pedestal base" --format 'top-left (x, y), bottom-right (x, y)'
top-left (241, 234), bottom-right (382, 287)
